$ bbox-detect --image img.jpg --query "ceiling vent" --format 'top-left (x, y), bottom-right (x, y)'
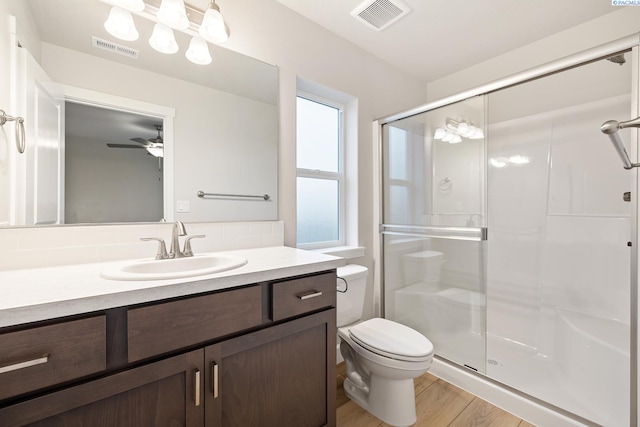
top-left (351, 0), bottom-right (411, 31)
top-left (91, 36), bottom-right (139, 59)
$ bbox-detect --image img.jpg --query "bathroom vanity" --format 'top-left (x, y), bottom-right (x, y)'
top-left (0, 246), bottom-right (342, 427)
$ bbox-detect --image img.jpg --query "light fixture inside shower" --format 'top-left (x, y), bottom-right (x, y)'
top-left (433, 117), bottom-right (484, 144)
top-left (102, 0), bottom-right (229, 65)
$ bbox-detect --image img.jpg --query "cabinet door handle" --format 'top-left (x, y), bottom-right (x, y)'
top-left (194, 369), bottom-right (201, 407)
top-left (298, 291), bottom-right (323, 300)
top-left (211, 361), bottom-right (219, 398)
top-left (0, 354), bottom-right (49, 374)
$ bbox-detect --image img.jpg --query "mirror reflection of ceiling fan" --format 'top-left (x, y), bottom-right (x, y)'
top-left (106, 125), bottom-right (164, 158)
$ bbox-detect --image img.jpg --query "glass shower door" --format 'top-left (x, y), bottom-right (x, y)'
top-left (381, 96), bottom-right (488, 372)
top-left (485, 53), bottom-right (632, 426)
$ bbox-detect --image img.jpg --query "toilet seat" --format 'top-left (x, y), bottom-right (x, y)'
top-left (349, 318), bottom-right (433, 362)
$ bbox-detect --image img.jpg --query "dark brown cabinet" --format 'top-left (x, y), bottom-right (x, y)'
top-left (206, 310), bottom-right (335, 427)
top-left (0, 349), bottom-right (204, 427)
top-left (0, 271), bottom-right (336, 427)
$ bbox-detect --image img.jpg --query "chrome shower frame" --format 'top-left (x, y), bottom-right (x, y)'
top-left (373, 33), bottom-right (640, 426)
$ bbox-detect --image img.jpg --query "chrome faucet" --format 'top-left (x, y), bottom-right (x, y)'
top-left (141, 221), bottom-right (205, 259)
top-left (170, 221), bottom-right (188, 258)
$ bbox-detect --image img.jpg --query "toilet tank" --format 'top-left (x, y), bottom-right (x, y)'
top-left (336, 264), bottom-right (369, 327)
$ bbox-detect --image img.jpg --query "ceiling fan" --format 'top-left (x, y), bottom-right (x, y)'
top-left (107, 125), bottom-right (164, 157)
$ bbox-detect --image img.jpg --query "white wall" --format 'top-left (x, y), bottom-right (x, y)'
top-left (216, 0), bottom-right (429, 319)
top-left (426, 7), bottom-right (640, 101)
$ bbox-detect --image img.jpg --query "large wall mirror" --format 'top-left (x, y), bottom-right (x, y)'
top-left (1, 0), bottom-right (278, 227)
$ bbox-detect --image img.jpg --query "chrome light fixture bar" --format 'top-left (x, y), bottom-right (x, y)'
top-left (601, 116), bottom-right (640, 169)
top-left (102, 0), bottom-right (229, 65)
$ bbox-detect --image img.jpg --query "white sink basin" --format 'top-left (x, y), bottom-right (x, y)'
top-left (101, 254), bottom-right (247, 281)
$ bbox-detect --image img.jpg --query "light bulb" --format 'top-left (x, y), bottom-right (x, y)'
top-left (199, 6), bottom-right (228, 43)
top-left (157, 0), bottom-right (190, 30)
top-left (490, 158), bottom-right (507, 168)
top-left (186, 36), bottom-right (212, 65)
top-left (457, 121), bottom-right (469, 135)
top-left (509, 155), bottom-right (530, 165)
top-left (109, 0), bottom-right (145, 12)
top-left (450, 134), bottom-right (462, 144)
top-left (149, 23), bottom-right (179, 54)
top-left (470, 128), bottom-right (484, 139)
top-left (433, 128), bottom-right (446, 140)
top-left (104, 6), bottom-right (139, 41)
top-left (442, 132), bottom-right (453, 143)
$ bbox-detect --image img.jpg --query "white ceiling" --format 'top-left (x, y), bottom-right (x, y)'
top-left (275, 0), bottom-right (616, 83)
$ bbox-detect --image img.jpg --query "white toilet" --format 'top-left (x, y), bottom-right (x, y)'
top-left (336, 265), bottom-right (434, 427)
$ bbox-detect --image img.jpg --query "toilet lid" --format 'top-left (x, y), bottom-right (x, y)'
top-left (349, 318), bottom-right (434, 362)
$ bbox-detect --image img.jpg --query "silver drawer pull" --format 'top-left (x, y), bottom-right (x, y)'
top-left (212, 361), bottom-right (219, 398)
top-left (0, 354), bottom-right (49, 374)
top-left (194, 369), bottom-right (201, 406)
top-left (298, 291), bottom-right (323, 301)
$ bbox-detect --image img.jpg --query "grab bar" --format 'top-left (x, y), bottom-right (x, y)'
top-left (0, 109), bottom-right (25, 154)
top-left (197, 191), bottom-right (270, 201)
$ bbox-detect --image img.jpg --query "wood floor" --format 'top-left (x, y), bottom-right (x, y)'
top-left (336, 363), bottom-right (535, 427)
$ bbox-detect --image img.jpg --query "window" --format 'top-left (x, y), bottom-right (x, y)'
top-left (296, 94), bottom-right (344, 248)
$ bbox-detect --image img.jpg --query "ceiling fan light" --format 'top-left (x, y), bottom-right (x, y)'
top-left (186, 36), bottom-right (212, 65)
top-left (146, 146), bottom-right (164, 157)
top-left (157, 0), bottom-right (190, 30)
top-left (109, 0), bottom-right (145, 12)
top-left (104, 6), bottom-right (139, 41)
top-left (149, 23), bottom-right (179, 54)
top-left (433, 127), bottom-right (446, 140)
top-left (199, 5), bottom-right (228, 43)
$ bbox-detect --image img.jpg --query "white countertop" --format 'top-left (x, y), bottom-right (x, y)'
top-left (0, 246), bottom-right (345, 328)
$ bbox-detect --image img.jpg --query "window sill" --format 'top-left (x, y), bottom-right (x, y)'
top-left (313, 246), bottom-right (365, 260)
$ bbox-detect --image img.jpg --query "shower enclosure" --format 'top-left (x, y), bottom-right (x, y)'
top-left (380, 40), bottom-right (636, 426)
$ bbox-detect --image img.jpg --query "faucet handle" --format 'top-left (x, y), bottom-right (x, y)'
top-left (182, 235), bottom-right (205, 257)
top-left (141, 237), bottom-right (169, 260)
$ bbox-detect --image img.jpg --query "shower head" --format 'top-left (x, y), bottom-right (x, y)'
top-left (600, 117), bottom-right (640, 170)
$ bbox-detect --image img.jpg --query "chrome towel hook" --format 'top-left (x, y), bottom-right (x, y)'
top-left (0, 110), bottom-right (25, 154)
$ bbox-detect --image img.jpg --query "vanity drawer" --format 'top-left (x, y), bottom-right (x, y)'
top-left (0, 316), bottom-right (107, 401)
top-left (271, 271), bottom-right (336, 321)
top-left (128, 285), bottom-right (263, 362)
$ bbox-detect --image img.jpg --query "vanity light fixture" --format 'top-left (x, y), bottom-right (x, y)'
top-left (446, 118), bottom-right (484, 139)
top-left (199, 1), bottom-right (228, 44)
top-left (149, 22), bottom-right (179, 54)
top-left (186, 35), bottom-right (212, 64)
top-left (433, 117), bottom-right (484, 144)
top-left (157, 0), bottom-right (190, 30)
top-left (104, 6), bottom-right (140, 41)
top-left (102, 0), bottom-right (229, 65)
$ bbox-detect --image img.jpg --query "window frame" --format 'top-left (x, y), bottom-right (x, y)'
top-left (296, 91), bottom-right (346, 249)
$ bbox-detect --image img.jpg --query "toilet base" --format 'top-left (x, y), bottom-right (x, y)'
top-left (342, 374), bottom-right (418, 427)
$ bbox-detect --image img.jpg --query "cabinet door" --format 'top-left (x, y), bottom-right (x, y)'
top-left (205, 309), bottom-right (336, 427)
top-left (0, 349), bottom-right (205, 427)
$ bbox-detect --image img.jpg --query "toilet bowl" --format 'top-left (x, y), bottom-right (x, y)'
top-left (337, 265), bottom-right (434, 427)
